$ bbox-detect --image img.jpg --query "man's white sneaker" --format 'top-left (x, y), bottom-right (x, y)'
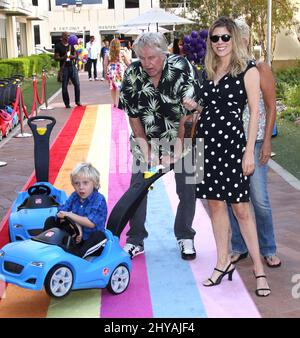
top-left (89, 78), bottom-right (92, 81)
top-left (100, 77), bottom-right (105, 81)
top-left (123, 243), bottom-right (144, 258)
top-left (178, 239), bottom-right (196, 260)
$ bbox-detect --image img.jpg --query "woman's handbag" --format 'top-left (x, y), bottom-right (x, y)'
top-left (184, 110), bottom-right (202, 141)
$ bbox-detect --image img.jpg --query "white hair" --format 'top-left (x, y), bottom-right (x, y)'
top-left (133, 32), bottom-right (168, 57)
top-left (234, 18), bottom-right (250, 39)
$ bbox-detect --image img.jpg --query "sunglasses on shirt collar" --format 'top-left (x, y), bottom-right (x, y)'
top-left (210, 34), bottom-right (232, 43)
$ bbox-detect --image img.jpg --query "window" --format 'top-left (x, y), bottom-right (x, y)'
top-left (32, 0), bottom-right (38, 5)
top-left (34, 25), bottom-right (41, 45)
top-left (125, 0), bottom-right (139, 8)
top-left (108, 0), bottom-right (114, 9)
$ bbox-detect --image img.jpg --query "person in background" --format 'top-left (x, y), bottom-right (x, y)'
top-left (100, 40), bottom-right (110, 81)
top-left (86, 35), bottom-right (100, 81)
top-left (228, 19), bottom-right (281, 268)
top-left (172, 38), bottom-right (184, 56)
top-left (76, 38), bottom-right (84, 72)
top-left (119, 32), bottom-right (198, 261)
top-left (104, 39), bottom-right (130, 107)
top-left (54, 31), bottom-right (81, 108)
top-left (44, 162), bottom-right (107, 258)
top-left (123, 40), bottom-right (133, 63)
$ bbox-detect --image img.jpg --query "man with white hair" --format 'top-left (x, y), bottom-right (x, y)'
top-left (119, 32), bottom-right (198, 260)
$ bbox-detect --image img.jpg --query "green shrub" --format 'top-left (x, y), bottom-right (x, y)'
top-left (275, 62), bottom-right (300, 99)
top-left (0, 54), bottom-right (55, 78)
top-left (281, 107), bottom-right (300, 121)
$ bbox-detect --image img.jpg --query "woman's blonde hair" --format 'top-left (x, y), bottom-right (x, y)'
top-left (109, 38), bottom-right (121, 63)
top-left (205, 16), bottom-right (250, 80)
top-left (70, 162), bottom-right (100, 190)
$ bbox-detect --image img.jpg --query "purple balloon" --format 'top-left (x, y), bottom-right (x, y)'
top-left (183, 35), bottom-right (191, 44)
top-left (183, 44), bottom-right (191, 52)
top-left (190, 38), bottom-right (198, 46)
top-left (191, 31), bottom-right (198, 38)
top-left (199, 29), bottom-right (208, 39)
top-left (187, 53), bottom-right (195, 61)
top-left (190, 45), bottom-right (197, 53)
top-left (68, 34), bottom-right (78, 46)
top-left (196, 45), bottom-right (203, 52)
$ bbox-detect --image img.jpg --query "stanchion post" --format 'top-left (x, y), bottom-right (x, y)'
top-left (14, 82), bottom-right (32, 138)
top-left (40, 68), bottom-right (54, 110)
top-left (32, 74), bottom-right (39, 116)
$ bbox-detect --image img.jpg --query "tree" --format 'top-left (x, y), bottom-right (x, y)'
top-left (160, 0), bottom-right (299, 61)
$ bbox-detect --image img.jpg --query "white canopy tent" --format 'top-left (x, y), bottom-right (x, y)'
top-left (117, 25), bottom-right (170, 36)
top-left (121, 8), bottom-right (194, 32)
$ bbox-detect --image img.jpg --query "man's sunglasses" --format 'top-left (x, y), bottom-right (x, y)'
top-left (210, 34), bottom-right (232, 43)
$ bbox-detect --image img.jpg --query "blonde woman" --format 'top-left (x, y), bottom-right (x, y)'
top-left (183, 16), bottom-right (271, 297)
top-left (104, 39), bottom-right (130, 107)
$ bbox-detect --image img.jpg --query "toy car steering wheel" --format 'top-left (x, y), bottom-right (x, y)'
top-left (62, 216), bottom-right (81, 238)
top-left (28, 184), bottom-right (51, 196)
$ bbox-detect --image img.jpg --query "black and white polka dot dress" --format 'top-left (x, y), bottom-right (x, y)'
top-left (196, 61), bottom-right (256, 203)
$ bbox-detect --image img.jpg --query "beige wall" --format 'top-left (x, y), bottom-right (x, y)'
top-left (273, 0), bottom-right (300, 64)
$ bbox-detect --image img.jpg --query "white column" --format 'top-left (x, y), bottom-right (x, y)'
top-left (6, 16), bottom-right (18, 58)
top-left (266, 0), bottom-right (272, 65)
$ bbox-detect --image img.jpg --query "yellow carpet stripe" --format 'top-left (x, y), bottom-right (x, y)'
top-left (54, 105), bottom-right (99, 195)
top-left (87, 104), bottom-right (111, 200)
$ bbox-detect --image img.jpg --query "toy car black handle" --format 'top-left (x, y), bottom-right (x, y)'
top-left (28, 116), bottom-right (56, 183)
top-left (106, 166), bottom-right (171, 237)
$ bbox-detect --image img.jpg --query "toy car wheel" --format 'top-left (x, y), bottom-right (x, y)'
top-left (44, 264), bottom-right (73, 298)
top-left (5, 128), bottom-right (9, 137)
top-left (107, 264), bottom-right (130, 295)
top-left (0, 130), bottom-right (2, 141)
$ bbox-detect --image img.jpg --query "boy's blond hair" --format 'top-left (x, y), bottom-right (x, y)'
top-left (70, 162), bottom-right (100, 190)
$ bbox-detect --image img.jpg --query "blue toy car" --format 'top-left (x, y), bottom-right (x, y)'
top-left (9, 182), bottom-right (68, 241)
top-left (0, 220), bottom-right (131, 297)
top-left (1, 166), bottom-right (166, 297)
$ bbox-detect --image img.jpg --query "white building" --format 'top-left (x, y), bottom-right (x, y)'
top-left (0, 0), bottom-right (160, 59)
top-left (46, 0), bottom-right (160, 48)
top-left (0, 0), bottom-right (49, 58)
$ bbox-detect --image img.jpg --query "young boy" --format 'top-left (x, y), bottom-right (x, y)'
top-left (44, 162), bottom-right (107, 258)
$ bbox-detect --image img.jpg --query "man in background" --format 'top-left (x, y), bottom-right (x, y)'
top-left (86, 35), bottom-right (100, 81)
top-left (100, 40), bottom-right (110, 81)
top-left (54, 31), bottom-right (81, 108)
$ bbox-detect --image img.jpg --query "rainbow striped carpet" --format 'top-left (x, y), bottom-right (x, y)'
top-left (0, 105), bottom-right (260, 318)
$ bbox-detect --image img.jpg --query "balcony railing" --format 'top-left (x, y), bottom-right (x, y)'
top-left (27, 6), bottom-right (49, 20)
top-left (0, 0), bottom-right (10, 10)
top-left (0, 0), bottom-right (34, 16)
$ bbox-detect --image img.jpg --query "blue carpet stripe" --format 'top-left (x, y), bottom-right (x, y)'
top-left (144, 178), bottom-right (207, 318)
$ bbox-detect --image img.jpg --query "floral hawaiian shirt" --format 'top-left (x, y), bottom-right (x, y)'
top-left (119, 54), bottom-right (199, 161)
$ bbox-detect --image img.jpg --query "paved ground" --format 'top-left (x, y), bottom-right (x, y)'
top-left (0, 72), bottom-right (300, 318)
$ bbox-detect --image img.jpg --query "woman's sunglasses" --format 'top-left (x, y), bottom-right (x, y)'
top-left (210, 34), bottom-right (232, 43)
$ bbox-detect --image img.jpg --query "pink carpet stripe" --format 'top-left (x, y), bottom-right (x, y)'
top-left (100, 107), bottom-right (153, 318)
top-left (162, 172), bottom-right (261, 318)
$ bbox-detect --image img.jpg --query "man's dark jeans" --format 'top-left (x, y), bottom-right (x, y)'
top-left (62, 64), bottom-right (80, 107)
top-left (87, 58), bottom-right (98, 79)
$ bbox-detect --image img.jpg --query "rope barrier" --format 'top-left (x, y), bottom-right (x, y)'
top-left (13, 70), bottom-right (48, 138)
